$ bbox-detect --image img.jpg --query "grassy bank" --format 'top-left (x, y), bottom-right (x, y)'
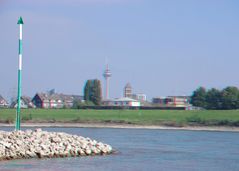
top-left (1, 109), bottom-right (239, 127)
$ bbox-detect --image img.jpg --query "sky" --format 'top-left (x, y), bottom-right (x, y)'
top-left (0, 0), bottom-right (239, 101)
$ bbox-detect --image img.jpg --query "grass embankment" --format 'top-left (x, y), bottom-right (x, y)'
top-left (1, 109), bottom-right (239, 127)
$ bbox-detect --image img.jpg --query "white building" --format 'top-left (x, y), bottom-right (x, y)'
top-left (102, 97), bottom-right (140, 107)
top-left (132, 93), bottom-right (147, 102)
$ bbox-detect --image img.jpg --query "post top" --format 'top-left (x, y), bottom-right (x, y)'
top-left (17, 17), bottom-right (24, 25)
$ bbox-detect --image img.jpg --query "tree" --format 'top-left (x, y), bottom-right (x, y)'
top-left (191, 86), bottom-right (239, 110)
top-left (92, 80), bottom-right (102, 105)
top-left (206, 88), bottom-right (222, 109)
top-left (191, 87), bottom-right (207, 108)
top-left (84, 80), bottom-right (91, 102)
top-left (83, 79), bottom-right (102, 105)
top-left (72, 99), bottom-right (86, 109)
top-left (221, 86), bottom-right (239, 109)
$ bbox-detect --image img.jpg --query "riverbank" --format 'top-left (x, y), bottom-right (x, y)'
top-left (1, 122), bottom-right (239, 132)
top-left (1, 109), bottom-right (239, 129)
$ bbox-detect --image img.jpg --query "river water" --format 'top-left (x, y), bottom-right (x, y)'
top-left (0, 127), bottom-right (239, 171)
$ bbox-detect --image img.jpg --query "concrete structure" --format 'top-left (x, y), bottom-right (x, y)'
top-left (124, 83), bottom-right (132, 98)
top-left (152, 96), bottom-right (190, 107)
top-left (103, 64), bottom-right (112, 99)
top-left (102, 97), bottom-right (140, 107)
top-left (0, 95), bottom-right (8, 108)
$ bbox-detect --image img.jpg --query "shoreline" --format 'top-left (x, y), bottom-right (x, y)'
top-left (0, 122), bottom-right (239, 132)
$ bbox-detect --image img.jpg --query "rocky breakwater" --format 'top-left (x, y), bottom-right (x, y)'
top-left (0, 129), bottom-right (113, 161)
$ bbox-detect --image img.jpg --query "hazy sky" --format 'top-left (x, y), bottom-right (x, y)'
top-left (1, 0), bottom-right (239, 101)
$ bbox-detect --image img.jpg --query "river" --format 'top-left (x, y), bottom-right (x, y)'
top-left (0, 127), bottom-right (239, 171)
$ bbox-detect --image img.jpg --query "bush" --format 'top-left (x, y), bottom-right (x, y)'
top-left (22, 113), bottom-right (33, 121)
top-left (186, 115), bottom-right (205, 124)
top-left (6, 118), bottom-right (14, 124)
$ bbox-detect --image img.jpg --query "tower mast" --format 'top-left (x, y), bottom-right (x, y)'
top-left (103, 64), bottom-right (112, 99)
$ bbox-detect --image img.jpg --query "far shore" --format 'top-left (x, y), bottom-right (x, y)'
top-left (0, 122), bottom-right (239, 132)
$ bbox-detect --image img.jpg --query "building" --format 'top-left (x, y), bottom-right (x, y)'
top-left (0, 95), bottom-right (8, 108)
top-left (124, 83), bottom-right (132, 98)
top-left (102, 97), bottom-right (140, 107)
top-left (132, 93), bottom-right (147, 102)
top-left (11, 96), bottom-right (36, 108)
top-left (124, 84), bottom-right (147, 102)
top-left (32, 93), bottom-right (49, 108)
top-left (152, 96), bottom-right (190, 107)
top-left (72, 95), bottom-right (85, 103)
top-left (60, 94), bottom-right (80, 108)
top-left (103, 64), bottom-right (112, 99)
top-left (32, 93), bottom-right (83, 108)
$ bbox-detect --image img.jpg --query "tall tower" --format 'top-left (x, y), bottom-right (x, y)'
top-left (103, 64), bottom-right (112, 99)
top-left (124, 83), bottom-right (132, 98)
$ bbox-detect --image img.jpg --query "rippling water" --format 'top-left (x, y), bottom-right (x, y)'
top-left (0, 127), bottom-right (239, 171)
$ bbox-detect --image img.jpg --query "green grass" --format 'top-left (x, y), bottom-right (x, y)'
top-left (1, 109), bottom-right (239, 126)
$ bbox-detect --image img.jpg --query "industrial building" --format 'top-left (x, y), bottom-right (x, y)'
top-left (152, 96), bottom-right (190, 107)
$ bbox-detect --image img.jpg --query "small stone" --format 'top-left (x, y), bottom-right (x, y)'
top-left (85, 148), bottom-right (92, 155)
top-left (35, 128), bottom-right (42, 132)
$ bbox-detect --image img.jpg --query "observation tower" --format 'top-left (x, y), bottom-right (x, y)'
top-left (103, 64), bottom-right (112, 99)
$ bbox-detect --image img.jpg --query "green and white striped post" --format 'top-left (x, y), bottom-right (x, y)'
top-left (16, 16), bottom-right (24, 131)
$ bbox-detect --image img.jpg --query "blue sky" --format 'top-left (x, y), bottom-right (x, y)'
top-left (1, 0), bottom-right (239, 101)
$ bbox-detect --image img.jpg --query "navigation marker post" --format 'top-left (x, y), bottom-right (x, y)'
top-left (16, 16), bottom-right (24, 131)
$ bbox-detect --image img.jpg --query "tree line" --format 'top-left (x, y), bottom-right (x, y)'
top-left (191, 86), bottom-right (239, 110)
top-left (73, 78), bottom-right (239, 110)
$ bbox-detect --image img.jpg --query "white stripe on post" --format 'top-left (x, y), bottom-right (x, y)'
top-left (19, 54), bottom-right (22, 70)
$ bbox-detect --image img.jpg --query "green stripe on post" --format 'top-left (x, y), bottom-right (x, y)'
top-left (19, 40), bottom-right (22, 54)
top-left (16, 69), bottom-right (22, 130)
